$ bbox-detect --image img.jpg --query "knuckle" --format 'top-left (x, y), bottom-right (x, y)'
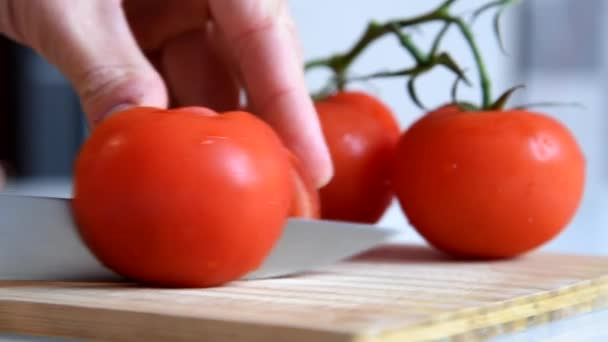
top-left (228, 16), bottom-right (275, 47)
top-left (224, 0), bottom-right (286, 44)
top-left (227, 18), bottom-right (275, 71)
top-left (77, 65), bottom-right (142, 100)
top-left (256, 84), bottom-right (298, 115)
top-left (0, 0), bottom-right (24, 41)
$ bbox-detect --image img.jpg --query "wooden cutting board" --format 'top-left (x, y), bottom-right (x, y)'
top-left (1, 244), bottom-right (607, 341)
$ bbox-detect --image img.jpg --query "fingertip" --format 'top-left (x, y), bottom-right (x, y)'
top-left (289, 137), bottom-right (334, 189)
top-left (313, 147), bottom-right (334, 189)
top-left (210, 0), bottom-right (333, 187)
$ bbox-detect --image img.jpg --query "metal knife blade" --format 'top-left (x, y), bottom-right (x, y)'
top-left (0, 194), bottom-right (400, 282)
top-left (0, 193), bottom-right (119, 281)
top-left (243, 218), bottom-right (397, 279)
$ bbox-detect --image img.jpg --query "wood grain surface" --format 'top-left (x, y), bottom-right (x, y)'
top-left (1, 244), bottom-right (607, 341)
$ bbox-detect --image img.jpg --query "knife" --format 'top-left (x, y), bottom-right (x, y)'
top-left (0, 193), bottom-right (400, 281)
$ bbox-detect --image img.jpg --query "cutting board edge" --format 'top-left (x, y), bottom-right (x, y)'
top-left (353, 276), bottom-right (608, 342)
top-left (0, 298), bottom-right (358, 342)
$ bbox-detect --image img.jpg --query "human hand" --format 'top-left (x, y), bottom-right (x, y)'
top-left (0, 0), bottom-right (333, 186)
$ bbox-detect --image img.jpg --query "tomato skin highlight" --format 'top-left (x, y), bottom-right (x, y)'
top-left (314, 91), bottom-right (401, 224)
top-left (72, 106), bottom-right (296, 287)
top-left (392, 106), bottom-right (586, 258)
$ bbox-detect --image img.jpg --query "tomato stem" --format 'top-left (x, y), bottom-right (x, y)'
top-left (343, 67), bottom-right (422, 82)
top-left (450, 17), bottom-right (492, 109)
top-left (430, 22), bottom-right (451, 57)
top-left (304, 11), bottom-right (439, 91)
top-left (512, 102), bottom-right (586, 111)
top-left (389, 24), bottom-right (426, 64)
top-left (305, 0), bottom-right (519, 110)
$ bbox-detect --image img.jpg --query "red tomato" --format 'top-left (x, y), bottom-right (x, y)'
top-left (392, 105), bottom-right (586, 258)
top-left (72, 106), bottom-right (304, 287)
top-left (314, 91), bottom-right (400, 223)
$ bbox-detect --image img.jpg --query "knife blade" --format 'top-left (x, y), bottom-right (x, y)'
top-left (0, 194), bottom-right (400, 281)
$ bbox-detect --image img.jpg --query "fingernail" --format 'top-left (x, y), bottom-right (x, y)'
top-left (316, 169), bottom-right (334, 189)
top-left (91, 103), bottom-right (134, 126)
top-left (105, 103), bottom-right (134, 117)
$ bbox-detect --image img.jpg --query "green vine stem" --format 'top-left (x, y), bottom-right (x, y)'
top-left (305, 0), bottom-right (516, 110)
top-left (449, 18), bottom-right (491, 108)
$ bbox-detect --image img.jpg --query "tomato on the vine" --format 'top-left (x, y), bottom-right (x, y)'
top-left (314, 91), bottom-right (400, 224)
top-left (392, 105), bottom-right (585, 258)
top-left (72, 106), bottom-right (315, 287)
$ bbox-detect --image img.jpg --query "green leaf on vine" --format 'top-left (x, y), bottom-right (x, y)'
top-left (470, 0), bottom-right (519, 55)
top-left (389, 23), bottom-right (426, 64)
top-left (490, 84), bottom-right (525, 110)
top-left (439, 0), bottom-right (458, 12)
top-left (450, 70), bottom-right (469, 104)
top-left (437, 53), bottom-right (471, 86)
top-left (429, 23), bottom-right (451, 57)
top-left (471, 0), bottom-right (505, 23)
top-left (493, 4), bottom-right (510, 55)
top-left (512, 101), bottom-right (587, 111)
top-left (407, 76), bottom-right (426, 110)
top-left (346, 67), bottom-right (419, 83)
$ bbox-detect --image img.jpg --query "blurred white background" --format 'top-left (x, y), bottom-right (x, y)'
top-left (291, 0), bottom-right (608, 254)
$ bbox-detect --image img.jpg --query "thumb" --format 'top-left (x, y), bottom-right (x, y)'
top-left (0, 0), bottom-right (167, 125)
